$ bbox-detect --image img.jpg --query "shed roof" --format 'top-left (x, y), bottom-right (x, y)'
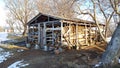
top-left (28, 12), bottom-right (105, 26)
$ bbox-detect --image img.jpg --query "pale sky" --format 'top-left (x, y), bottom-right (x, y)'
top-left (0, 0), bottom-right (7, 27)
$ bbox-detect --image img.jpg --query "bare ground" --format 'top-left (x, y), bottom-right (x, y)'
top-left (0, 46), bottom-right (104, 68)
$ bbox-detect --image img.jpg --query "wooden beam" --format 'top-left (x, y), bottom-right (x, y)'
top-left (76, 23), bottom-right (78, 46)
top-left (38, 23), bottom-right (41, 45)
top-left (68, 23), bottom-right (70, 44)
top-left (85, 24), bottom-right (88, 45)
top-left (95, 27), bottom-right (97, 44)
top-left (89, 24), bottom-right (92, 45)
top-left (61, 21), bottom-right (63, 46)
top-left (62, 20), bottom-right (97, 26)
top-left (32, 24), bottom-right (35, 43)
top-left (40, 24), bottom-right (43, 47)
top-left (43, 23), bottom-right (46, 46)
top-left (52, 22), bottom-right (54, 45)
top-left (39, 20), bottom-right (59, 24)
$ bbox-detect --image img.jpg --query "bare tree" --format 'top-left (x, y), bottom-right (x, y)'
top-left (4, 0), bottom-right (37, 36)
top-left (100, 0), bottom-right (120, 67)
top-left (97, 0), bottom-right (114, 38)
top-left (75, 0), bottom-right (114, 43)
top-left (36, 0), bottom-right (77, 18)
top-left (0, 26), bottom-right (3, 32)
top-left (6, 12), bottom-right (25, 33)
top-left (6, 13), bottom-right (15, 33)
top-left (110, 0), bottom-right (120, 15)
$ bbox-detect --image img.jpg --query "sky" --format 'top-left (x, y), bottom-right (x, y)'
top-left (0, 0), bottom-right (7, 27)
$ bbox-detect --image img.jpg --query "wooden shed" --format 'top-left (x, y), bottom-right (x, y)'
top-left (27, 13), bottom-right (105, 49)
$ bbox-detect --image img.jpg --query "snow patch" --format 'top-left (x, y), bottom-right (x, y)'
top-left (106, 37), bottom-right (111, 43)
top-left (0, 32), bottom-right (9, 42)
top-left (34, 44), bottom-right (40, 49)
top-left (17, 49), bottom-right (24, 52)
top-left (0, 51), bottom-right (13, 63)
top-left (119, 59), bottom-right (120, 63)
top-left (0, 48), bottom-right (4, 51)
top-left (94, 62), bottom-right (102, 67)
top-left (8, 60), bottom-right (29, 68)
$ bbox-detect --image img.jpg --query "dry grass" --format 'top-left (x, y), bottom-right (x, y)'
top-left (0, 44), bottom-right (28, 50)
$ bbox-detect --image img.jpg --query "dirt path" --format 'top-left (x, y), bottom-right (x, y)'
top-left (0, 48), bottom-right (102, 68)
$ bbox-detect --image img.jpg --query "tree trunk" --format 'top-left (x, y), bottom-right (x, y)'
top-left (10, 27), bottom-right (14, 33)
top-left (22, 25), bottom-right (27, 36)
top-left (101, 22), bottom-right (120, 66)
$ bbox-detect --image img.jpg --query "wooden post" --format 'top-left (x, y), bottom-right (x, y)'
top-left (95, 27), bottom-right (98, 44)
top-left (38, 23), bottom-right (41, 45)
top-left (89, 24), bottom-right (92, 45)
top-left (85, 24), bottom-right (88, 45)
top-left (61, 21), bottom-right (63, 46)
top-left (76, 23), bottom-right (78, 46)
top-left (27, 25), bottom-right (30, 44)
top-left (33, 24), bottom-right (34, 33)
top-left (68, 23), bottom-right (71, 45)
top-left (52, 22), bottom-right (54, 46)
top-left (43, 23), bottom-right (46, 46)
top-left (32, 24), bottom-right (35, 43)
top-left (40, 23), bottom-right (43, 47)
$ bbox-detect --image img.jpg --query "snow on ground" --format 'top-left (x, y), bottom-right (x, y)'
top-left (94, 62), bottom-right (102, 67)
top-left (0, 48), bottom-right (3, 51)
top-left (0, 48), bottom-right (13, 63)
top-left (8, 60), bottom-right (29, 68)
top-left (0, 32), bottom-right (13, 63)
top-left (0, 32), bottom-right (29, 68)
top-left (106, 37), bottom-right (112, 43)
top-left (118, 58), bottom-right (120, 63)
top-left (0, 32), bottom-right (9, 42)
top-left (17, 49), bottom-right (24, 52)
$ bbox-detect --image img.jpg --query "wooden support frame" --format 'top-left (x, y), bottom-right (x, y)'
top-left (32, 24), bottom-right (35, 43)
top-left (68, 23), bottom-right (70, 45)
top-left (89, 24), bottom-right (92, 45)
top-left (52, 22), bottom-right (54, 46)
top-left (28, 25), bottom-right (30, 36)
top-left (27, 12), bottom-right (107, 48)
top-left (76, 23), bottom-right (78, 46)
top-left (43, 23), bottom-right (46, 46)
top-left (39, 20), bottom-right (59, 24)
top-left (85, 23), bottom-right (88, 45)
top-left (28, 16), bottom-right (104, 48)
top-left (38, 23), bottom-right (41, 45)
top-left (61, 21), bottom-right (63, 46)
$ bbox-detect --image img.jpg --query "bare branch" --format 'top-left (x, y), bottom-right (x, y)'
top-left (5, 0), bottom-right (37, 35)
